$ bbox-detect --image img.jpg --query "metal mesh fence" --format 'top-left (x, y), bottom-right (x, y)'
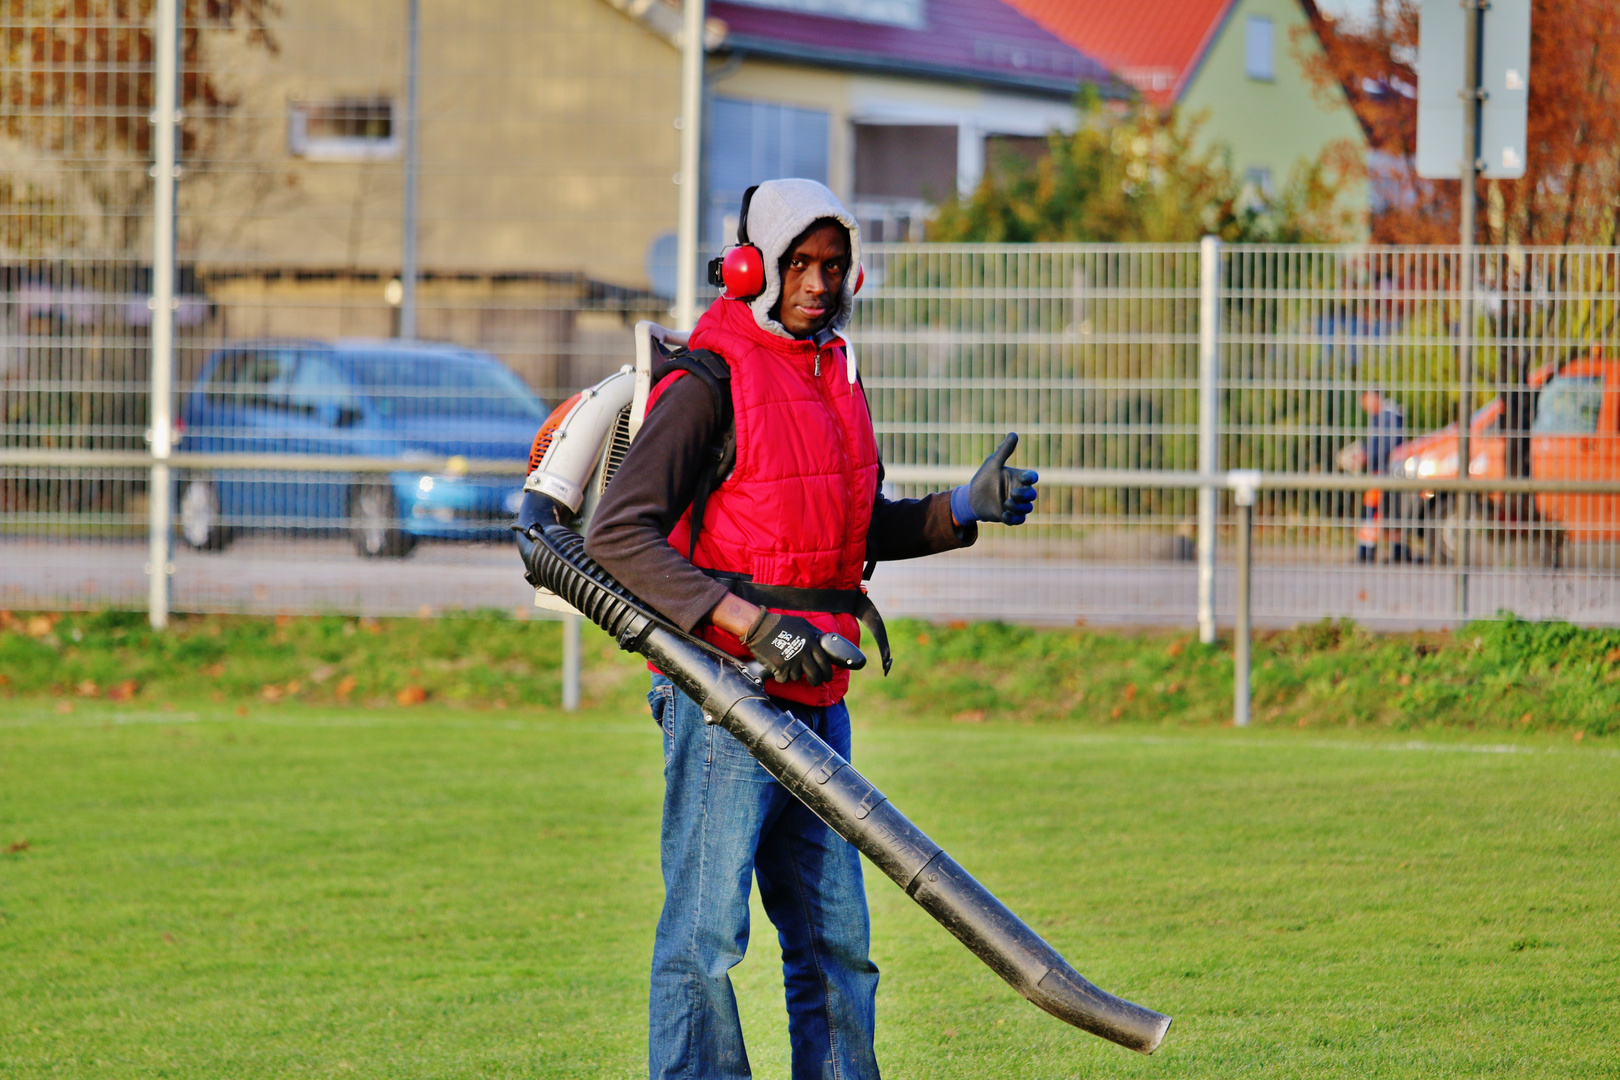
top-left (4, 3), bottom-right (1619, 630)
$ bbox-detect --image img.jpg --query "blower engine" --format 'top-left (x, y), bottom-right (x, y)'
top-left (514, 322), bottom-right (1171, 1054)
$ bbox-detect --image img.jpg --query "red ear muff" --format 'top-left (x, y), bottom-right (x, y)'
top-left (720, 244), bottom-right (765, 300)
top-left (853, 266), bottom-right (864, 296)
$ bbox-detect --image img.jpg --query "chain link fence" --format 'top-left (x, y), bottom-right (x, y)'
top-left (5, 4), bottom-right (1620, 633)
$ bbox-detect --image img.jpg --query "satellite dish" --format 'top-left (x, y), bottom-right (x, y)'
top-left (645, 232), bottom-right (678, 299)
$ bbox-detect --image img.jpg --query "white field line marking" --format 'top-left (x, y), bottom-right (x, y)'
top-left (893, 727), bottom-right (1620, 759)
top-left (3, 708), bottom-right (1614, 758)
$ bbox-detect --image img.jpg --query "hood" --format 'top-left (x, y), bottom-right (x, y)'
top-left (742, 179), bottom-right (862, 340)
top-left (382, 416), bottom-right (539, 462)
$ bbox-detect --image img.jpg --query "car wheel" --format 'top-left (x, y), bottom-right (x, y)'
top-left (1437, 495), bottom-right (1487, 567)
top-left (350, 483), bottom-right (417, 559)
top-left (1530, 522), bottom-right (1566, 570)
top-left (178, 479), bottom-right (232, 552)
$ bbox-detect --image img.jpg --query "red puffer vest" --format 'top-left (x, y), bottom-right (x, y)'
top-left (648, 296), bottom-right (879, 706)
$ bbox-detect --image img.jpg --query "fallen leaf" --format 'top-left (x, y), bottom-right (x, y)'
top-left (274, 614), bottom-right (292, 628)
top-left (286, 680), bottom-right (301, 695)
top-left (335, 675), bottom-right (357, 701)
top-left (1519, 712), bottom-right (1532, 725)
top-left (361, 618), bottom-right (383, 635)
top-left (162, 931), bottom-right (176, 944)
top-left (260, 684), bottom-right (284, 703)
top-left (1109, 705), bottom-right (1123, 720)
top-left (952, 709), bottom-right (986, 724)
top-left (915, 633), bottom-right (931, 646)
top-left (1297, 717), bottom-right (1310, 728)
top-left (107, 680), bottom-right (138, 702)
top-left (1574, 730), bottom-right (1585, 743)
top-left (1605, 647), bottom-right (1620, 665)
top-left (310, 664), bottom-right (336, 684)
top-left (947, 620), bottom-right (967, 631)
top-left (417, 604), bottom-right (435, 620)
top-left (55, 701), bottom-right (73, 715)
top-left (204, 662), bottom-right (226, 678)
top-left (1166, 640), bottom-right (1184, 658)
top-left (396, 685), bottom-right (428, 706)
top-left (75, 679), bottom-right (99, 698)
top-left (0, 673), bottom-right (8, 685)
top-left (235, 704), bottom-right (249, 717)
top-left (1123, 683), bottom-right (1137, 701)
top-left (5, 840), bottom-right (28, 854)
top-left (1398, 673), bottom-right (1412, 686)
top-left (26, 614), bottom-right (58, 638)
top-left (943, 1029), bottom-right (959, 1039)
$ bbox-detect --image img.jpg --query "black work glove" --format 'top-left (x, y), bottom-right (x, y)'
top-left (954, 432), bottom-right (1039, 525)
top-left (741, 611), bottom-right (835, 687)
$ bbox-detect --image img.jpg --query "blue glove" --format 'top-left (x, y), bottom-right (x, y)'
top-left (951, 432), bottom-right (1038, 525)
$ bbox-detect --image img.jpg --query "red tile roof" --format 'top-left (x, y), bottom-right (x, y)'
top-left (710, 0), bottom-right (1116, 98)
top-left (999, 0), bottom-right (1237, 105)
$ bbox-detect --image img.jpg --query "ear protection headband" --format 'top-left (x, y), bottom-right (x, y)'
top-left (704, 184), bottom-right (866, 301)
top-left (707, 185), bottom-right (765, 300)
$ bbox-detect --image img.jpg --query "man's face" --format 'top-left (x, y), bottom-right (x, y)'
top-left (1361, 391), bottom-right (1381, 415)
top-left (777, 221), bottom-right (850, 337)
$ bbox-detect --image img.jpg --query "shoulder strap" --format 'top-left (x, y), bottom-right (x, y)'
top-left (649, 346), bottom-right (733, 562)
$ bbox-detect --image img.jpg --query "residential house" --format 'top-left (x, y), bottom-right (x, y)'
top-left (14, 0), bottom-right (1109, 391)
top-left (1003, 0), bottom-right (1368, 216)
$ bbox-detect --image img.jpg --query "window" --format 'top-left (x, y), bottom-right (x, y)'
top-left (706, 98), bottom-right (830, 248)
top-left (985, 134), bottom-right (1049, 181)
top-left (205, 349), bottom-right (300, 409)
top-left (1532, 376), bottom-right (1605, 435)
top-left (854, 125), bottom-right (958, 202)
top-left (346, 354), bottom-right (545, 422)
top-left (287, 356), bottom-right (360, 422)
top-left (1244, 167), bottom-right (1274, 202)
top-left (288, 98), bottom-right (400, 161)
top-left (1245, 16), bottom-right (1274, 81)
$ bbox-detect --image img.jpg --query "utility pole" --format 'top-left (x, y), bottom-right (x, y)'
top-left (1455, 0), bottom-right (1486, 618)
top-left (401, 0), bottom-right (421, 338)
top-left (147, 0), bottom-right (180, 630)
top-left (674, 0), bottom-right (706, 331)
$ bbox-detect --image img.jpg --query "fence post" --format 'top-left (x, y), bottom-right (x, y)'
top-left (1230, 470), bottom-right (1261, 728)
top-left (562, 612), bottom-right (582, 711)
top-left (146, 0), bottom-right (180, 631)
top-left (1197, 236), bottom-right (1222, 644)
top-left (673, 0), bottom-right (707, 330)
top-left (399, 0), bottom-right (420, 338)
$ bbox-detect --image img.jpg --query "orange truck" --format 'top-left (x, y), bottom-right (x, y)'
top-left (1362, 349), bottom-right (1620, 562)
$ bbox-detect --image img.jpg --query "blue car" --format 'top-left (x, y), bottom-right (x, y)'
top-left (176, 339), bottom-right (546, 558)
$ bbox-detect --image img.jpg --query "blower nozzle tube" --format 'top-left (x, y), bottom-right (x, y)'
top-left (517, 506), bottom-right (1171, 1054)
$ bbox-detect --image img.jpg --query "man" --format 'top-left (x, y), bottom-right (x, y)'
top-left (585, 178), bottom-right (1036, 1080)
top-left (1353, 389), bottom-right (1407, 562)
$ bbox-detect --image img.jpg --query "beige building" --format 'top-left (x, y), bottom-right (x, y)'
top-left (161, 0), bottom-right (1110, 388)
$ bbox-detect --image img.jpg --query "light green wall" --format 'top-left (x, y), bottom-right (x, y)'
top-left (1179, 0), bottom-right (1367, 224)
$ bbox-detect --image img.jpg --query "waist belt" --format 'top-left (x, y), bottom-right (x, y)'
top-left (702, 570), bottom-right (892, 675)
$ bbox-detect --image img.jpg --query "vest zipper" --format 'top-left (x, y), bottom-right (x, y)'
top-left (814, 351), bottom-right (821, 377)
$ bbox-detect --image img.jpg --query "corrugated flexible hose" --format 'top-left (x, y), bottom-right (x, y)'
top-left (515, 502), bottom-right (1171, 1054)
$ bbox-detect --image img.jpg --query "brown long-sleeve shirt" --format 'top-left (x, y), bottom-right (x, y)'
top-left (584, 372), bottom-right (976, 633)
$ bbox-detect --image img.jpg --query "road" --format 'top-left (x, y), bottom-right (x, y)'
top-left (5, 536), bottom-right (1619, 630)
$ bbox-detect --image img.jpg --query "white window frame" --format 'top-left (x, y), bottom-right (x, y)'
top-left (1245, 16), bottom-right (1275, 82)
top-left (288, 98), bottom-right (401, 161)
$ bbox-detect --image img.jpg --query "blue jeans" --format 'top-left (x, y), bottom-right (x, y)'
top-left (647, 673), bottom-right (880, 1080)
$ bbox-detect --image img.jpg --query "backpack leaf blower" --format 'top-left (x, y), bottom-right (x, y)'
top-left (514, 323), bottom-right (1171, 1055)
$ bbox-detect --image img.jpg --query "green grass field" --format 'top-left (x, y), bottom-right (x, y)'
top-left (3, 683), bottom-right (1616, 1077)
